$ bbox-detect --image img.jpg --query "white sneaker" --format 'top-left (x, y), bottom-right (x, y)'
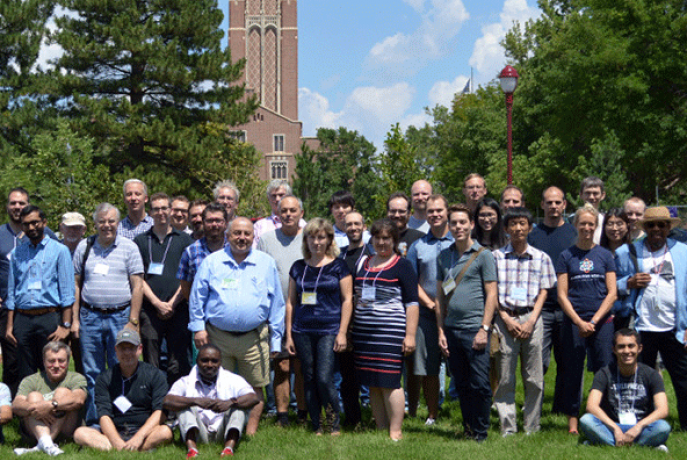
top-left (14, 446), bottom-right (40, 455)
top-left (425, 417), bottom-right (436, 426)
top-left (41, 444), bottom-right (64, 456)
top-left (656, 444), bottom-right (669, 453)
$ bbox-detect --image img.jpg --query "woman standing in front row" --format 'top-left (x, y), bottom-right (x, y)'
top-left (351, 218), bottom-right (419, 441)
top-left (285, 218), bottom-right (353, 435)
top-left (557, 204), bottom-right (617, 434)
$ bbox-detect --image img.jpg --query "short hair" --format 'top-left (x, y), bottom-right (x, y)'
top-left (93, 202), bottom-right (121, 222)
top-left (541, 186), bottom-right (565, 202)
top-left (387, 192), bottom-right (411, 212)
top-left (600, 208), bottom-right (631, 249)
top-left (369, 218), bottom-right (400, 255)
top-left (202, 202), bottom-right (229, 222)
top-left (149, 192), bottom-right (170, 205)
top-left (613, 328), bottom-right (641, 347)
top-left (7, 187), bottom-right (29, 203)
top-left (278, 194), bottom-right (303, 211)
top-left (463, 173), bottom-right (486, 188)
top-left (579, 176), bottom-right (604, 194)
top-left (213, 180), bottom-right (240, 201)
top-left (266, 179), bottom-right (292, 198)
top-left (503, 207), bottom-right (533, 227)
top-left (196, 343), bottom-right (222, 361)
top-left (189, 199), bottom-right (209, 210)
top-left (172, 195), bottom-right (190, 205)
top-left (20, 205), bottom-right (46, 221)
top-left (448, 203), bottom-right (473, 222)
top-left (500, 185), bottom-right (524, 203)
top-left (573, 203), bottom-right (599, 226)
top-left (327, 190), bottom-right (355, 211)
top-left (623, 196), bottom-right (646, 211)
top-left (43, 340), bottom-right (72, 360)
top-left (123, 178), bottom-right (148, 196)
top-left (302, 218), bottom-right (339, 259)
top-left (427, 194), bottom-right (449, 210)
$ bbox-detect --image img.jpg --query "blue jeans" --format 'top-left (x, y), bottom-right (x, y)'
top-left (80, 306), bottom-right (130, 425)
top-left (579, 413), bottom-right (670, 446)
top-left (445, 327), bottom-right (491, 441)
top-left (292, 332), bottom-right (340, 431)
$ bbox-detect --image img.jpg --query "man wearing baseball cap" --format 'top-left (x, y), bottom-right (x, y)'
top-left (59, 213), bottom-right (87, 256)
top-left (73, 328), bottom-right (172, 451)
top-left (616, 206), bottom-right (687, 430)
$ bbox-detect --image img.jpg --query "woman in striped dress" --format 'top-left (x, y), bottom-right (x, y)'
top-left (351, 218), bottom-right (419, 441)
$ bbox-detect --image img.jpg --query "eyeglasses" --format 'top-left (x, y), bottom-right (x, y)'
top-left (645, 222), bottom-right (668, 229)
top-left (151, 206), bottom-right (169, 213)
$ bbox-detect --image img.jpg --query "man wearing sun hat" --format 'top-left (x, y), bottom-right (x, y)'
top-left (616, 206), bottom-right (687, 430)
top-left (59, 212), bottom-right (87, 256)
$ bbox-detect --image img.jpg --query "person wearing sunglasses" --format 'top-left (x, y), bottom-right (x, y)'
top-left (616, 206), bottom-right (687, 431)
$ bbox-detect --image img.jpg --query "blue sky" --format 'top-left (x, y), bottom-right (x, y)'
top-left (222, 0), bottom-right (542, 149)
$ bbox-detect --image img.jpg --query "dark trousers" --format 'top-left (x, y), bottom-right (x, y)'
top-left (640, 330), bottom-right (687, 430)
top-left (0, 308), bottom-right (19, 396)
top-left (13, 310), bottom-right (61, 382)
top-left (140, 305), bottom-right (191, 386)
top-left (338, 349), bottom-right (361, 427)
top-left (541, 307), bottom-right (565, 413)
top-left (445, 327), bottom-right (491, 440)
top-left (561, 316), bottom-right (613, 417)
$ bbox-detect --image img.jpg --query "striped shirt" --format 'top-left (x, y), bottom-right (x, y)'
top-left (493, 243), bottom-right (556, 310)
top-left (73, 234), bottom-right (144, 308)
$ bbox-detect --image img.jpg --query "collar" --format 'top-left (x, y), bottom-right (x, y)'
top-left (96, 233), bottom-right (121, 250)
top-left (425, 228), bottom-right (453, 243)
top-left (503, 242), bottom-right (534, 259)
top-left (223, 246), bottom-right (257, 267)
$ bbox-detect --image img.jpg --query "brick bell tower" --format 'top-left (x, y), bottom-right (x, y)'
top-left (229, 0), bottom-right (301, 182)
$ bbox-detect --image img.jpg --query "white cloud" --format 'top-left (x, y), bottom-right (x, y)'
top-left (299, 83), bottom-right (415, 149)
top-left (365, 0), bottom-right (469, 80)
top-left (469, 0), bottom-right (540, 82)
top-left (428, 75), bottom-right (470, 107)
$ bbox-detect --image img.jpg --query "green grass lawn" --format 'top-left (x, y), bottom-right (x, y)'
top-left (1, 360), bottom-right (685, 459)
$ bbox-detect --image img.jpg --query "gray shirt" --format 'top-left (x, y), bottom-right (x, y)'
top-left (408, 215), bottom-right (430, 233)
top-left (256, 229), bottom-right (304, 302)
top-left (437, 242), bottom-right (496, 330)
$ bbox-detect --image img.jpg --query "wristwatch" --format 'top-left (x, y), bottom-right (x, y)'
top-left (52, 400), bottom-right (58, 410)
top-left (61, 322), bottom-right (71, 329)
top-left (481, 324), bottom-right (491, 333)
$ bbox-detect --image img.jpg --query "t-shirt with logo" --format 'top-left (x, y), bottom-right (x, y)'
top-left (556, 245), bottom-right (616, 321)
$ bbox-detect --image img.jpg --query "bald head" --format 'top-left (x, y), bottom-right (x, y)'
top-left (410, 180), bottom-right (433, 217)
top-left (228, 217), bottom-right (253, 260)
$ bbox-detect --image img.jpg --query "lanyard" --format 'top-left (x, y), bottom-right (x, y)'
top-left (345, 246), bottom-right (367, 273)
top-left (301, 263), bottom-right (325, 293)
top-left (363, 257), bottom-right (389, 290)
top-left (148, 234), bottom-right (173, 266)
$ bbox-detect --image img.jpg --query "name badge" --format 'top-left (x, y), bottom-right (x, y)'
top-left (362, 286), bottom-right (375, 301)
top-left (28, 279), bottom-right (42, 290)
top-left (114, 395), bottom-right (132, 414)
top-left (93, 263), bottom-right (109, 275)
top-left (221, 278), bottom-right (238, 290)
top-left (147, 263), bottom-right (164, 275)
top-left (301, 292), bottom-right (317, 305)
top-left (511, 287), bottom-right (528, 303)
top-left (442, 278), bottom-right (456, 295)
top-left (618, 411), bottom-right (637, 426)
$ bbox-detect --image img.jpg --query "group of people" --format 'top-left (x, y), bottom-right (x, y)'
top-left (0, 173), bottom-right (682, 455)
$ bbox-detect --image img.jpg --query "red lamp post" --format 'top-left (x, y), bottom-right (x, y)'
top-left (499, 65), bottom-right (519, 185)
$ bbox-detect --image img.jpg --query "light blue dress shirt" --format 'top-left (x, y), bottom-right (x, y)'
top-left (189, 247), bottom-right (285, 352)
top-left (6, 236), bottom-right (75, 310)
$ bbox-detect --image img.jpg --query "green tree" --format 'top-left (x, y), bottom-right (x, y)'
top-left (293, 127), bottom-right (382, 220)
top-left (51, 0), bottom-right (262, 203)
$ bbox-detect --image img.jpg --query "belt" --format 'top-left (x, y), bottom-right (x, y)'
top-left (81, 302), bottom-right (130, 314)
top-left (17, 306), bottom-right (61, 316)
top-left (225, 328), bottom-right (258, 336)
top-left (501, 307), bottom-right (534, 317)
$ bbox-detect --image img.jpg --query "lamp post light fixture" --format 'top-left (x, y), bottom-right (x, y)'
top-left (499, 65), bottom-right (519, 185)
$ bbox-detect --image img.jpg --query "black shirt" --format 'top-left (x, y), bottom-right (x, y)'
top-left (398, 227), bottom-right (424, 258)
top-left (339, 244), bottom-right (374, 276)
top-left (528, 222), bottom-right (577, 308)
top-left (134, 228), bottom-right (192, 302)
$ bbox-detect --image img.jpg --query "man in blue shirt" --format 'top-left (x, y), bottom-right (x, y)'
top-left (5, 205), bottom-right (75, 382)
top-left (189, 217), bottom-right (284, 436)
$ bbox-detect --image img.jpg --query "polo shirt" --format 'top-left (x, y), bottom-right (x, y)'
top-left (134, 228), bottom-right (192, 302)
top-left (407, 229), bottom-right (454, 318)
top-left (6, 236), bottom-right (75, 310)
top-left (73, 234), bottom-right (144, 308)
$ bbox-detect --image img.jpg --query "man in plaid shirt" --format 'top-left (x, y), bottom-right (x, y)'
top-left (492, 207), bottom-right (556, 436)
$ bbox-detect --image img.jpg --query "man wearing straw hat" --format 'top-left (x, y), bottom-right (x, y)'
top-left (616, 206), bottom-right (687, 430)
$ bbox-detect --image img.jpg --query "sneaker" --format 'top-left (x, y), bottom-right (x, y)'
top-left (656, 445), bottom-right (669, 453)
top-left (41, 444), bottom-right (64, 456)
top-left (14, 446), bottom-right (41, 455)
top-left (425, 417), bottom-right (436, 426)
top-left (501, 431), bottom-right (515, 438)
top-left (220, 447), bottom-right (234, 457)
top-left (187, 447), bottom-right (199, 459)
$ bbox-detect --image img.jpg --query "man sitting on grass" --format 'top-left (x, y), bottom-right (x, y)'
top-left (164, 344), bottom-right (259, 458)
top-left (0, 382), bottom-right (12, 444)
top-left (579, 328), bottom-right (670, 450)
top-left (12, 341), bottom-right (87, 456)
